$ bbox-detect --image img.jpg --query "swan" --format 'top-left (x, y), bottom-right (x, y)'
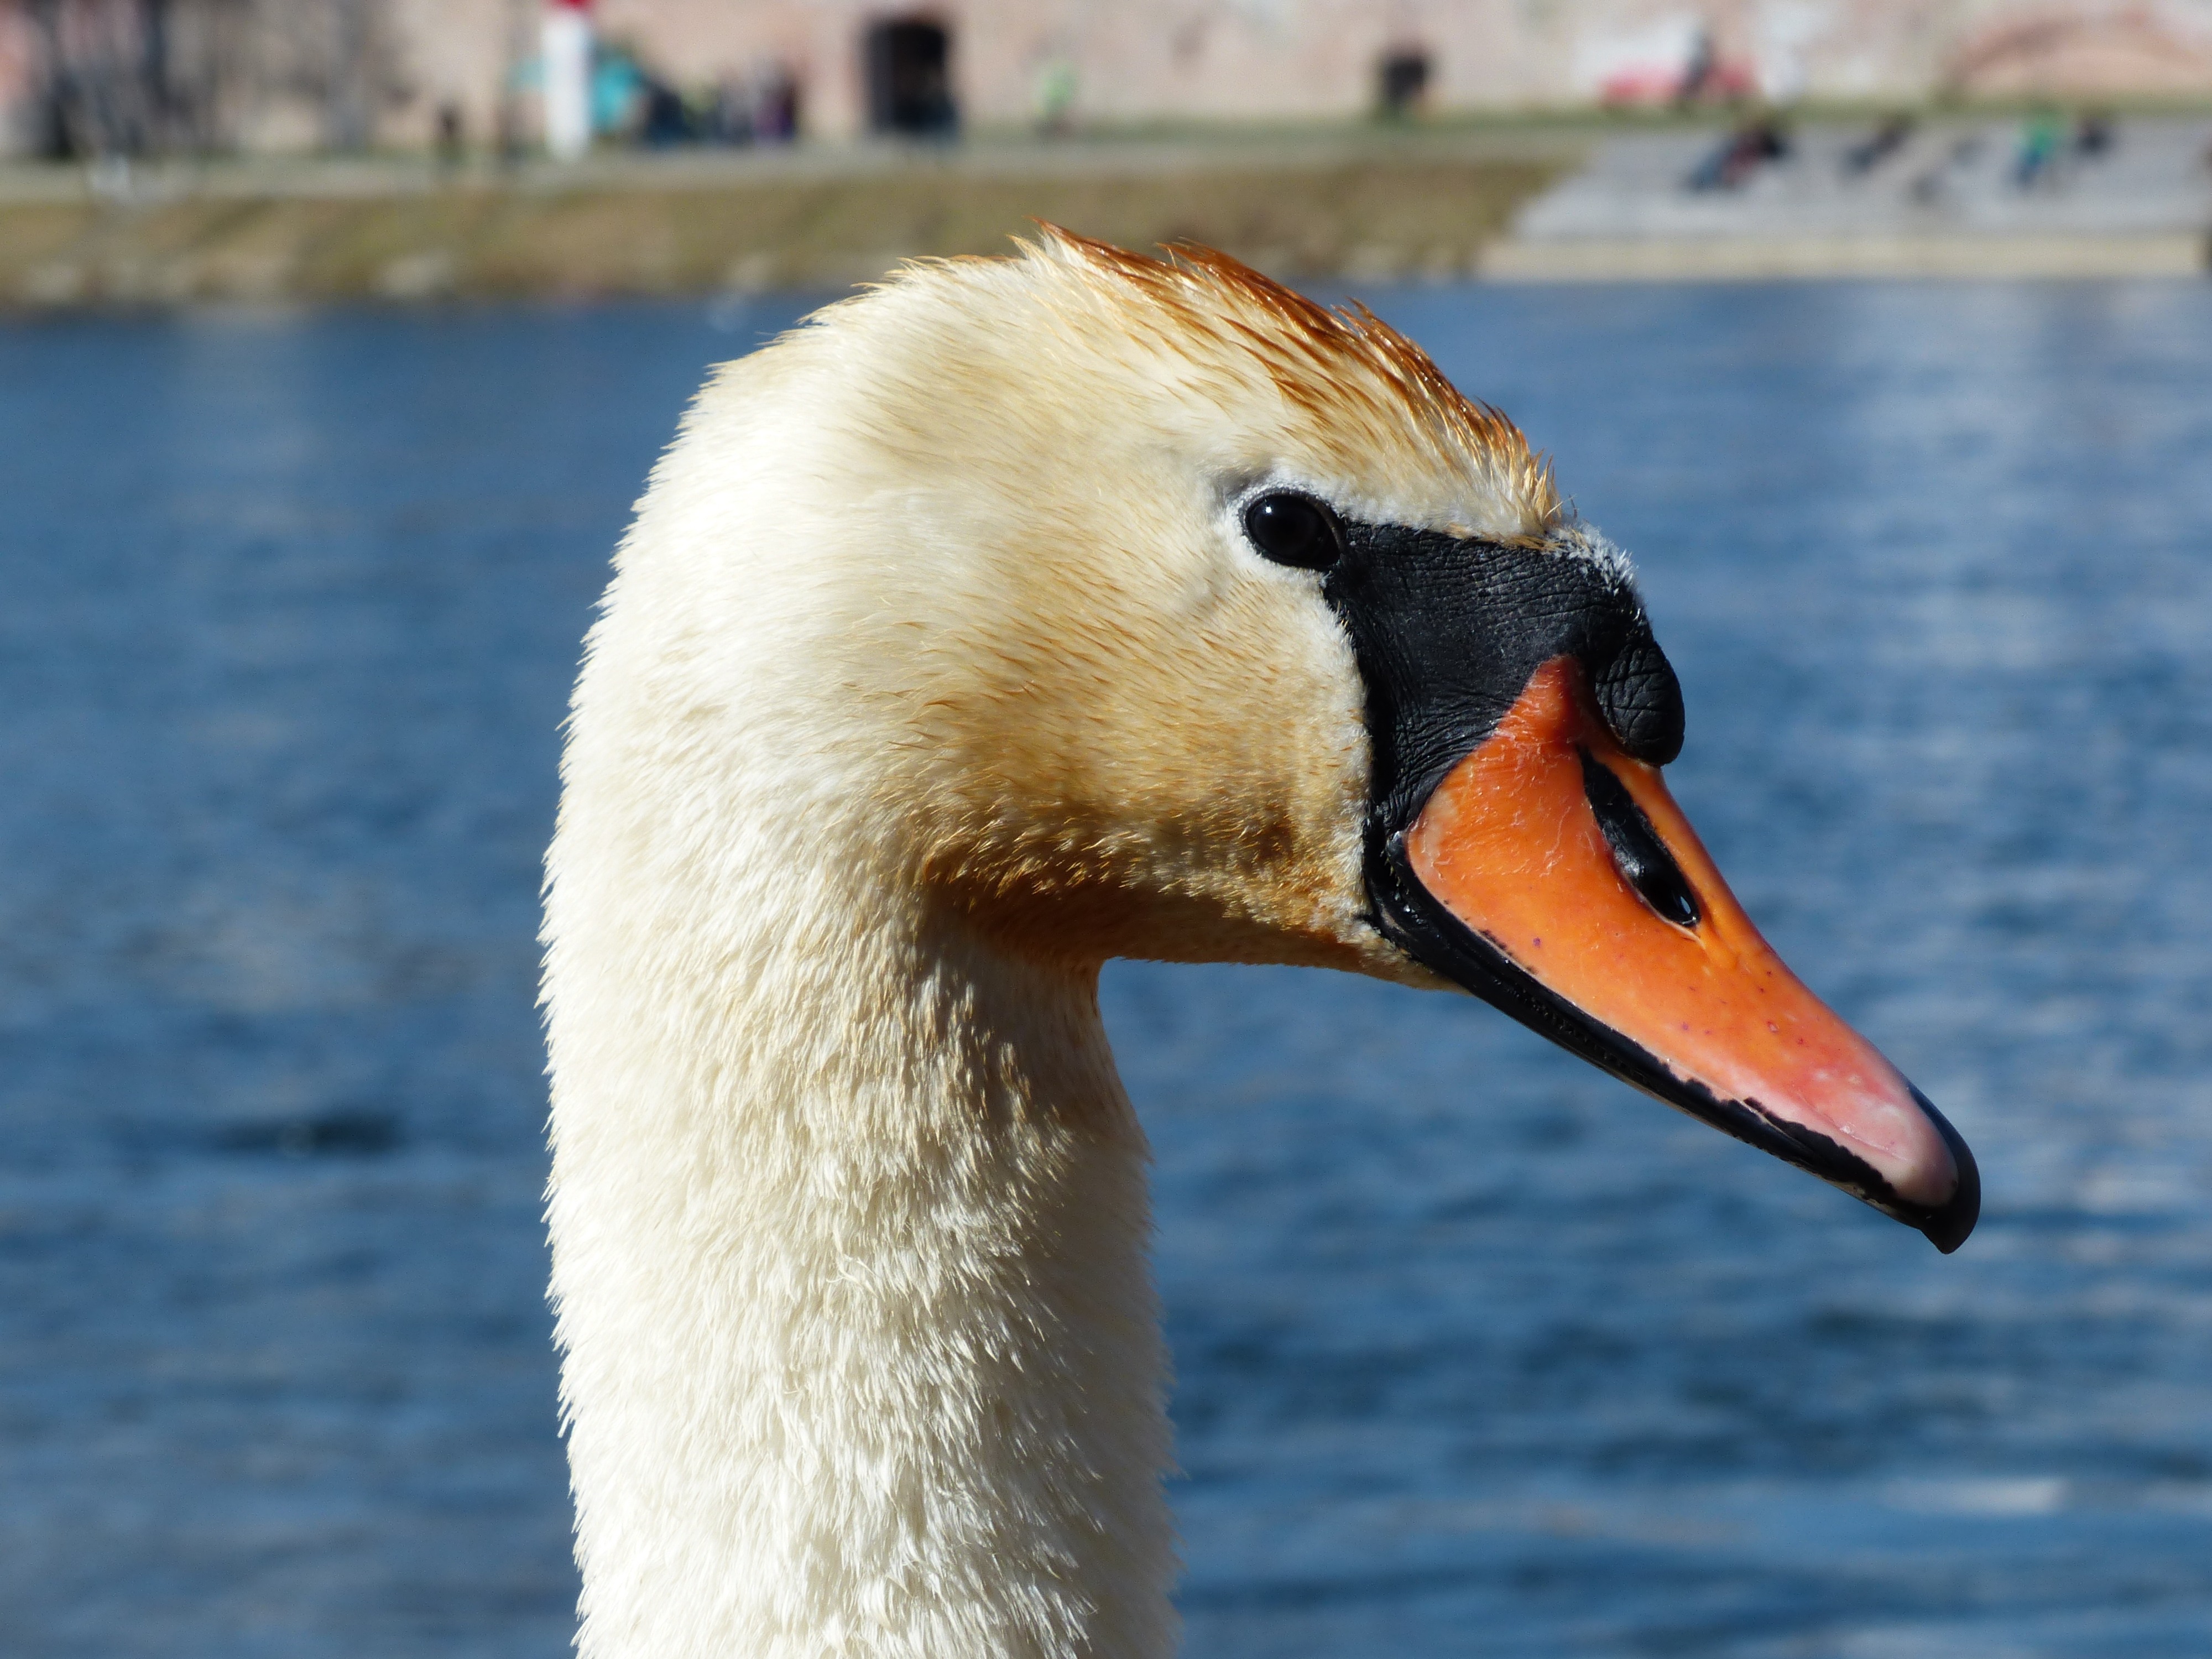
top-left (540, 229), bottom-right (1979, 1659)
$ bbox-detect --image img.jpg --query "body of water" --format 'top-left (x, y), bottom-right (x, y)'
top-left (3, 279), bottom-right (2210, 1657)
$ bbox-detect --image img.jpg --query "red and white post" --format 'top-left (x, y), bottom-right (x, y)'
top-left (542, 0), bottom-right (594, 160)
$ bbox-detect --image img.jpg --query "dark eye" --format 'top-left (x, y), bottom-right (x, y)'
top-left (1243, 492), bottom-right (1344, 571)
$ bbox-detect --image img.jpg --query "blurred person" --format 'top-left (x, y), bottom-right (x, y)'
top-left (639, 75), bottom-right (691, 146)
top-left (1909, 132), bottom-right (1983, 206)
top-left (592, 42), bottom-right (648, 142)
top-left (710, 76), bottom-right (754, 145)
top-left (435, 101), bottom-right (466, 170)
top-left (1688, 113), bottom-right (1790, 191)
top-left (1843, 113), bottom-right (1914, 176)
top-left (1677, 24), bottom-right (1719, 105)
top-left (1035, 55), bottom-right (1076, 137)
top-left (753, 62), bottom-right (799, 143)
top-left (495, 90), bottom-right (526, 166)
top-left (2016, 109), bottom-right (2064, 189)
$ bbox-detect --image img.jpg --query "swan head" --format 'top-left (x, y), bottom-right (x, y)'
top-left (625, 227), bottom-right (1976, 1251)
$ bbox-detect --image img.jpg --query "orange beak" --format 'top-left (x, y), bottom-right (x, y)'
top-left (1391, 656), bottom-right (1978, 1251)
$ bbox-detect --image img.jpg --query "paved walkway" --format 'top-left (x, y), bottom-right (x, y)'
top-left (1490, 116), bottom-right (2212, 279)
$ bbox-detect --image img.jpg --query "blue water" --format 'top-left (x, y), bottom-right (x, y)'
top-left (2, 280), bottom-right (2209, 1658)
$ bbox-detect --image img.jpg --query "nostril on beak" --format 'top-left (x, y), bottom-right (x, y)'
top-left (1577, 747), bottom-right (1701, 928)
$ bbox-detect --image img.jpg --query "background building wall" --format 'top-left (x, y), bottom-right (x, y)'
top-left (4, 0), bottom-right (2210, 156)
top-left (525, 0), bottom-right (2212, 136)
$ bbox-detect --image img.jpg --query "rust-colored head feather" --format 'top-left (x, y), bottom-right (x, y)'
top-left (1027, 224), bottom-right (1561, 539)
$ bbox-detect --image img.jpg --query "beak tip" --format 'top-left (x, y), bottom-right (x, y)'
top-left (1910, 1086), bottom-right (1981, 1255)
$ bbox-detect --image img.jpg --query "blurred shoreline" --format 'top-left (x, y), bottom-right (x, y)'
top-left (3, 112), bottom-right (2207, 310)
top-left (0, 131), bottom-right (1569, 311)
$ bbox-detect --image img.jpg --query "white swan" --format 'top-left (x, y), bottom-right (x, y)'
top-left (540, 230), bottom-right (1977, 1659)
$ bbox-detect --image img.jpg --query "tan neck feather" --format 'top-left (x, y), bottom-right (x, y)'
top-left (544, 810), bottom-right (1178, 1658)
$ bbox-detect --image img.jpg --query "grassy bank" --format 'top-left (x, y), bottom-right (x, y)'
top-left (0, 149), bottom-right (1564, 309)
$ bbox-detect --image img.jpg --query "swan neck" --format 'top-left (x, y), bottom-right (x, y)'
top-left (544, 862), bottom-right (1176, 1659)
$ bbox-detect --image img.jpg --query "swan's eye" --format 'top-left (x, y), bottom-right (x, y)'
top-left (1243, 492), bottom-right (1344, 571)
